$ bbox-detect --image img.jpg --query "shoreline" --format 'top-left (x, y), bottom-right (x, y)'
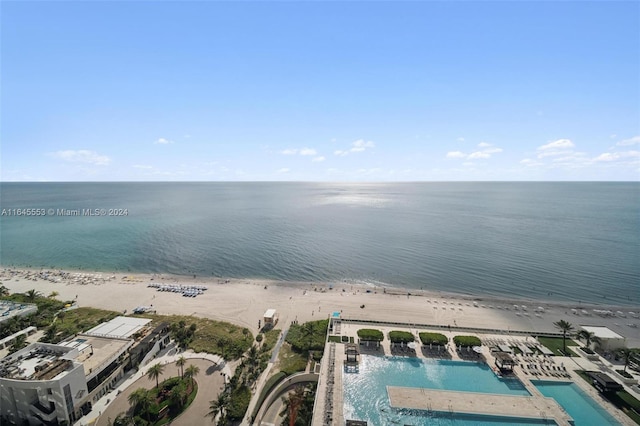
top-left (1, 265), bottom-right (638, 312)
top-left (2, 266), bottom-right (639, 348)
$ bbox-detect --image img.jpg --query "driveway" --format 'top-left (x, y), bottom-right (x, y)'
top-left (96, 358), bottom-right (224, 426)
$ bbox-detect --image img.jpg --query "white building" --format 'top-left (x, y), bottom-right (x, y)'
top-left (0, 316), bottom-right (166, 426)
top-left (580, 325), bottom-right (626, 351)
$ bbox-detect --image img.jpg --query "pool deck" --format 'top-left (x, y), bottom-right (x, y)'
top-left (387, 386), bottom-right (574, 425)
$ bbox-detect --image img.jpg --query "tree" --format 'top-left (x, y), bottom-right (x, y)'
top-left (112, 412), bottom-right (135, 426)
top-left (25, 289), bottom-right (41, 302)
top-left (147, 363), bottom-right (165, 389)
top-left (616, 348), bottom-right (639, 372)
top-left (176, 356), bottom-right (186, 379)
top-left (279, 384), bottom-right (316, 426)
top-left (184, 364), bottom-right (200, 387)
top-left (553, 320), bottom-right (575, 354)
top-left (0, 284), bottom-right (9, 297)
top-left (57, 311), bottom-right (66, 324)
top-left (577, 330), bottom-right (601, 349)
top-left (43, 323), bottom-right (59, 343)
top-left (47, 291), bottom-right (59, 299)
top-left (208, 392), bottom-right (228, 422)
top-left (9, 334), bottom-right (28, 354)
top-left (170, 381), bottom-right (187, 409)
top-left (127, 388), bottom-right (153, 424)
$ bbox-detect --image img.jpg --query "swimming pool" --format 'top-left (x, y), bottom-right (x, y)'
top-left (533, 380), bottom-right (621, 426)
top-left (343, 355), bottom-right (545, 425)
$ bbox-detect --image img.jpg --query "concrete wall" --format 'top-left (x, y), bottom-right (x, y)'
top-left (255, 372), bottom-right (318, 424)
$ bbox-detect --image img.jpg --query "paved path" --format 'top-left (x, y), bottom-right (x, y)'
top-left (78, 348), bottom-right (232, 426)
top-left (95, 358), bottom-right (224, 426)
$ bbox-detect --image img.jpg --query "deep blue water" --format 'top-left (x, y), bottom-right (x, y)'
top-left (0, 182), bottom-right (638, 305)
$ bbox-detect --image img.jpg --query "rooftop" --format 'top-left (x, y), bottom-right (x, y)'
top-left (580, 325), bottom-right (624, 340)
top-left (84, 316), bottom-right (151, 339)
top-left (0, 343), bottom-right (77, 380)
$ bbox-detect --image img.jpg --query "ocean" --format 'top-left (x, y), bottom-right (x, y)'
top-left (0, 182), bottom-right (638, 306)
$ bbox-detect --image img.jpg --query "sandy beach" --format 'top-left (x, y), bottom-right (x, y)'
top-left (2, 267), bottom-right (639, 347)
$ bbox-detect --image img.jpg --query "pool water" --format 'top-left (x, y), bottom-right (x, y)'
top-left (533, 380), bottom-right (621, 426)
top-left (343, 355), bottom-right (546, 425)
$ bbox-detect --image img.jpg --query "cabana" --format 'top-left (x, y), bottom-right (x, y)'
top-left (494, 352), bottom-right (516, 372)
top-left (589, 372), bottom-right (623, 393)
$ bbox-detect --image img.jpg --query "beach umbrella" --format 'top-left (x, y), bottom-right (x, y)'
top-left (472, 346), bottom-right (483, 354)
top-left (408, 342), bottom-right (417, 350)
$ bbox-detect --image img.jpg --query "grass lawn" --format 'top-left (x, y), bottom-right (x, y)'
top-left (140, 314), bottom-right (253, 360)
top-left (537, 336), bottom-right (578, 356)
top-left (56, 307), bottom-right (120, 335)
top-left (277, 343), bottom-right (308, 375)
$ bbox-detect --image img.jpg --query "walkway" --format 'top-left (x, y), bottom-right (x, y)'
top-left (77, 345), bottom-right (232, 425)
top-left (387, 386), bottom-right (574, 425)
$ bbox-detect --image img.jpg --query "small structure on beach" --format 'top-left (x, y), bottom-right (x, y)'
top-left (494, 352), bottom-right (515, 372)
top-left (580, 325), bottom-right (625, 350)
top-left (263, 309), bottom-right (278, 326)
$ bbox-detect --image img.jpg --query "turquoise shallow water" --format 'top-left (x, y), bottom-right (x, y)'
top-left (533, 380), bottom-right (621, 426)
top-left (1, 182), bottom-right (638, 305)
top-left (343, 356), bottom-right (543, 425)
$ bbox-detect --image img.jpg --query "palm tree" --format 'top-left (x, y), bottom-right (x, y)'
top-left (553, 320), bottom-right (575, 354)
top-left (208, 392), bottom-right (228, 422)
top-left (176, 356), bottom-right (186, 379)
top-left (25, 289), bottom-right (41, 302)
top-left (9, 334), bottom-right (28, 354)
top-left (127, 388), bottom-right (153, 423)
top-left (169, 381), bottom-right (187, 409)
top-left (0, 284), bottom-right (9, 297)
top-left (47, 291), bottom-right (59, 299)
top-left (577, 330), bottom-right (601, 349)
top-left (112, 412), bottom-right (135, 426)
top-left (616, 348), bottom-right (639, 373)
top-left (184, 364), bottom-right (200, 388)
top-left (43, 323), bottom-right (59, 343)
top-left (146, 363), bottom-right (165, 389)
top-left (280, 385), bottom-right (306, 426)
top-left (56, 311), bottom-right (66, 324)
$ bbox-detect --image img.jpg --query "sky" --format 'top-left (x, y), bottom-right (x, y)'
top-left (1, 1), bottom-right (639, 181)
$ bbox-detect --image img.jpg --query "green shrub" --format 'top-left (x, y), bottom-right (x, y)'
top-left (419, 332), bottom-right (448, 345)
top-left (453, 335), bottom-right (481, 347)
top-left (227, 385), bottom-right (251, 420)
top-left (256, 334), bottom-right (263, 342)
top-left (357, 329), bottom-right (384, 342)
top-left (286, 320), bottom-right (328, 352)
top-left (388, 331), bottom-right (414, 343)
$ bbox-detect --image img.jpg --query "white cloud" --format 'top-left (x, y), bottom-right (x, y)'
top-left (467, 151), bottom-right (491, 160)
top-left (536, 139), bottom-right (576, 159)
top-left (457, 137), bottom-right (465, 142)
top-left (333, 139), bottom-right (375, 156)
top-left (610, 134), bottom-right (617, 139)
top-left (155, 137), bottom-right (173, 144)
top-left (593, 150), bottom-right (640, 162)
top-left (446, 151), bottom-right (466, 159)
top-left (617, 136), bottom-right (640, 146)
top-left (50, 150), bottom-right (111, 166)
top-left (350, 139), bottom-right (375, 152)
top-left (299, 148), bottom-right (317, 156)
top-left (276, 168), bottom-right (290, 173)
top-left (133, 164), bottom-right (153, 169)
top-left (446, 143), bottom-right (502, 161)
top-left (312, 156), bottom-right (325, 162)
top-left (281, 149), bottom-right (298, 155)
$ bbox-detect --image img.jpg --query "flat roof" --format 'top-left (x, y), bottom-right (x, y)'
top-left (264, 309), bottom-right (276, 318)
top-left (84, 316), bottom-right (151, 338)
top-left (581, 325), bottom-right (624, 340)
top-left (77, 335), bottom-right (132, 376)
